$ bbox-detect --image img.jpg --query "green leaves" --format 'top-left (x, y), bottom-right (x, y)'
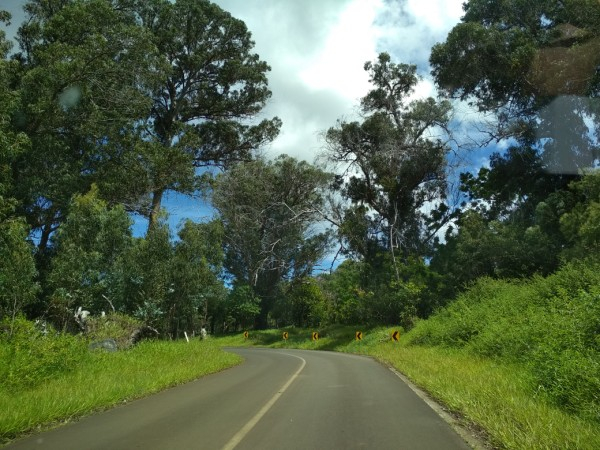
top-left (428, 1), bottom-right (600, 293)
top-left (361, 52), bottom-right (419, 114)
top-left (213, 155), bottom-right (332, 328)
top-left (9, 0), bottom-right (280, 234)
top-left (0, 219), bottom-right (38, 321)
top-left (225, 283), bottom-right (260, 330)
top-left (431, 0), bottom-right (600, 150)
top-left (559, 171), bottom-right (600, 255)
top-left (11, 0), bottom-right (161, 249)
top-left (127, 0), bottom-right (281, 228)
top-left (47, 186), bottom-right (132, 322)
top-left (325, 53), bottom-right (452, 260)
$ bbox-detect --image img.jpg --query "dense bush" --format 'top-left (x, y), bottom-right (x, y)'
top-left (84, 312), bottom-right (144, 349)
top-left (407, 259), bottom-right (600, 422)
top-left (0, 317), bottom-right (89, 390)
top-left (318, 257), bottom-right (446, 327)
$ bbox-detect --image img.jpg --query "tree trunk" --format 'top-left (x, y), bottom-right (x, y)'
top-left (148, 189), bottom-right (164, 232)
top-left (38, 221), bottom-right (53, 254)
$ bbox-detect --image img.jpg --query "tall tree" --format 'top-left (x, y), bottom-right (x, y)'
top-left (0, 10), bottom-right (38, 322)
top-left (430, 0), bottom-right (600, 171)
top-left (11, 0), bottom-right (281, 246)
top-left (212, 155), bottom-right (332, 328)
top-left (223, 282), bottom-right (260, 331)
top-left (129, 0), bottom-right (281, 230)
top-left (114, 222), bottom-right (173, 329)
top-left (428, 0), bottom-right (600, 283)
top-left (324, 53), bottom-right (453, 271)
top-left (168, 219), bottom-right (226, 337)
top-left (12, 0), bottom-right (160, 253)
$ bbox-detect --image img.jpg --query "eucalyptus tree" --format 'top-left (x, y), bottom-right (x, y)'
top-left (212, 155), bottom-right (332, 328)
top-left (128, 0), bottom-right (281, 230)
top-left (324, 53), bottom-right (453, 271)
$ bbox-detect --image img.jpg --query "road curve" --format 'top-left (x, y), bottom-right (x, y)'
top-left (6, 348), bottom-right (472, 450)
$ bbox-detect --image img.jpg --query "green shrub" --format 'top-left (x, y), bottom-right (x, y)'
top-left (407, 278), bottom-right (510, 348)
top-left (406, 261), bottom-right (600, 423)
top-left (531, 347), bottom-right (600, 422)
top-left (84, 312), bottom-right (143, 349)
top-left (527, 286), bottom-right (600, 422)
top-left (0, 317), bottom-right (88, 390)
top-left (536, 258), bottom-right (600, 303)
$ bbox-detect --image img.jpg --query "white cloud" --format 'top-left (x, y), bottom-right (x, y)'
top-left (376, 0), bottom-right (464, 72)
top-left (212, 0), bottom-right (388, 163)
top-left (299, 0), bottom-right (383, 101)
top-left (410, 77), bottom-right (436, 102)
top-left (405, 0), bottom-right (464, 33)
top-left (241, 0), bottom-right (472, 171)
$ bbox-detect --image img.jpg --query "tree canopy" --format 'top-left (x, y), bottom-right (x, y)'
top-left (430, 0), bottom-right (600, 172)
top-left (425, 0), bottom-right (600, 294)
top-left (128, 0), bottom-right (281, 229)
top-left (324, 53), bottom-right (453, 266)
top-left (212, 155), bottom-right (332, 328)
top-left (1, 0), bottom-right (599, 336)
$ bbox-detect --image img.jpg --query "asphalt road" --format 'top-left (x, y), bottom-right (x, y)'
top-left (6, 348), bottom-right (472, 450)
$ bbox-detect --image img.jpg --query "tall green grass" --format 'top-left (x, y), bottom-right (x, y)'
top-left (408, 259), bottom-right (600, 424)
top-left (371, 342), bottom-right (600, 449)
top-left (0, 321), bottom-right (241, 443)
top-left (0, 318), bottom-right (89, 391)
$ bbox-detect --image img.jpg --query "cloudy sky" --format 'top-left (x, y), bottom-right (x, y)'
top-left (213, 0), bottom-right (464, 162)
top-left (2, 0), bottom-right (465, 162)
top-left (2, 0), bottom-right (467, 233)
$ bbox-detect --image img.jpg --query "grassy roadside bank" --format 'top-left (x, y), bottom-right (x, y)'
top-left (0, 339), bottom-right (240, 444)
top-left (214, 326), bottom-right (600, 449)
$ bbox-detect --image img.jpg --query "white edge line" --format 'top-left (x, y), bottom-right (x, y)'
top-left (388, 366), bottom-right (489, 450)
top-left (221, 353), bottom-right (307, 450)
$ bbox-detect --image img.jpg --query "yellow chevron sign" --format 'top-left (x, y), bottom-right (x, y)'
top-left (312, 332), bottom-right (319, 341)
top-left (392, 330), bottom-right (400, 342)
top-left (283, 331), bottom-right (289, 340)
top-left (243, 331), bottom-right (249, 339)
top-left (356, 331), bottom-right (363, 341)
